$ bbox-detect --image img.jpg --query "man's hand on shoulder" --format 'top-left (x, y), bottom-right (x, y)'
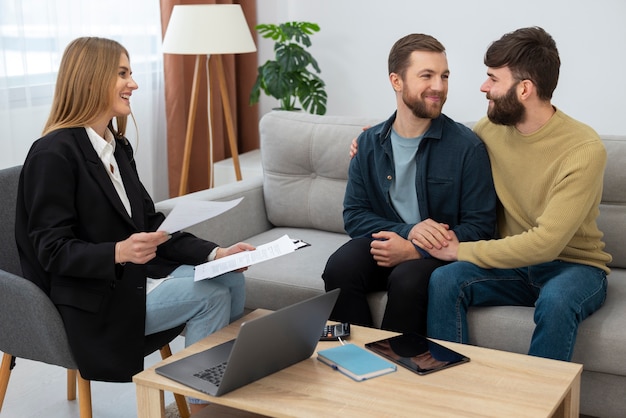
top-left (349, 125), bottom-right (371, 159)
top-left (350, 137), bottom-right (359, 159)
top-left (370, 231), bottom-right (420, 267)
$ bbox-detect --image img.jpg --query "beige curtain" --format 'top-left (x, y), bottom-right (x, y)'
top-left (160, 0), bottom-right (259, 197)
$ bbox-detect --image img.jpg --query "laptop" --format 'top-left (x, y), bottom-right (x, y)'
top-left (155, 289), bottom-right (340, 396)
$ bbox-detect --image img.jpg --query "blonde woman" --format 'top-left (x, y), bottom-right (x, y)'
top-left (15, 37), bottom-right (252, 412)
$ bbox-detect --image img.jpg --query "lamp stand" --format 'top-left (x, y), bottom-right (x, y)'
top-left (213, 54), bottom-right (242, 182)
top-left (177, 54), bottom-right (242, 196)
top-left (178, 55), bottom-right (202, 196)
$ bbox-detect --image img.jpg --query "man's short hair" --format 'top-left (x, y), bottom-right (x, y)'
top-left (388, 34), bottom-right (446, 79)
top-left (484, 26), bottom-right (560, 100)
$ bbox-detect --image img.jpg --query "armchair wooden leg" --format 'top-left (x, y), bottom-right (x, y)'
top-left (67, 369), bottom-right (77, 400)
top-left (77, 372), bottom-right (92, 418)
top-left (159, 345), bottom-right (173, 359)
top-left (160, 345), bottom-right (190, 418)
top-left (0, 353), bottom-right (14, 412)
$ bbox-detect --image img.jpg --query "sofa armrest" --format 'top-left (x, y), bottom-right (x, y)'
top-left (155, 175), bottom-right (272, 246)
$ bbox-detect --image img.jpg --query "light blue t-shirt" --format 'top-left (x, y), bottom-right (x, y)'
top-left (390, 128), bottom-right (423, 223)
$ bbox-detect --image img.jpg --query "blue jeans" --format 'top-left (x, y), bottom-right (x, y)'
top-left (427, 260), bottom-right (607, 361)
top-left (145, 265), bottom-right (246, 345)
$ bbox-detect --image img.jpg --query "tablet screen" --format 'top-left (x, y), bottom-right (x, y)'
top-left (365, 333), bottom-right (469, 375)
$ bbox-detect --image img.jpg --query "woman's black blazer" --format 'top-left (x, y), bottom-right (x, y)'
top-left (15, 127), bottom-right (217, 382)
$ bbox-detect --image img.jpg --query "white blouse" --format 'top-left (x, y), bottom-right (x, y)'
top-left (85, 127), bottom-right (132, 217)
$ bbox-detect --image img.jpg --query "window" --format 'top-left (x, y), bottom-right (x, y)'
top-left (0, 0), bottom-right (169, 199)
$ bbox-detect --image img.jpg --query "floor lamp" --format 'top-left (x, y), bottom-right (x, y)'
top-left (162, 4), bottom-right (257, 196)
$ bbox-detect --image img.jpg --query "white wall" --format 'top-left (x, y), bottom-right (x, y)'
top-left (255, 0), bottom-right (626, 135)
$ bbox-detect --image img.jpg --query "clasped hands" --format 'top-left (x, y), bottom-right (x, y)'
top-left (408, 219), bottom-right (459, 261)
top-left (370, 219), bottom-right (459, 267)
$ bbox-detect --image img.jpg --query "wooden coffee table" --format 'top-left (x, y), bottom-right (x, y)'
top-left (134, 309), bottom-right (581, 417)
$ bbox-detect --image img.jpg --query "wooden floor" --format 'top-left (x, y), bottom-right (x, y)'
top-left (0, 336), bottom-right (185, 418)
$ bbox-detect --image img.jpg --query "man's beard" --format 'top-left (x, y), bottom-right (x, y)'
top-left (487, 84), bottom-right (525, 126)
top-left (402, 90), bottom-right (445, 119)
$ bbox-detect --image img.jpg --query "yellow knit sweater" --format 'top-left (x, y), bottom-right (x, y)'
top-left (459, 109), bottom-right (612, 273)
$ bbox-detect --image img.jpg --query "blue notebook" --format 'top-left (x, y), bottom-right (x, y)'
top-left (317, 343), bottom-right (396, 381)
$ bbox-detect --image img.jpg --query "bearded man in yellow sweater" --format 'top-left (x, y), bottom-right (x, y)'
top-left (422, 27), bottom-right (612, 361)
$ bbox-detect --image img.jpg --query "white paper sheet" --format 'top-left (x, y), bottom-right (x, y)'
top-left (156, 197), bottom-right (243, 234)
top-left (194, 234), bottom-right (297, 281)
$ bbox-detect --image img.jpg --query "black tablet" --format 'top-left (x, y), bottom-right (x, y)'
top-left (365, 333), bottom-right (470, 375)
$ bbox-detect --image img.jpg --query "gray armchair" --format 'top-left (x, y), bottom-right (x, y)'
top-left (0, 165), bottom-right (189, 418)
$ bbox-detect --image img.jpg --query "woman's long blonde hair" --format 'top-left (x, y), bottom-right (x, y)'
top-left (43, 37), bottom-right (130, 138)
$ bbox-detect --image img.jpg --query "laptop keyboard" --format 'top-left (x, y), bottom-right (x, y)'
top-left (194, 361), bottom-right (228, 386)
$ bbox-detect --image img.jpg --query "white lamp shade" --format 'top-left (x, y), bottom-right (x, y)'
top-left (162, 4), bottom-right (257, 55)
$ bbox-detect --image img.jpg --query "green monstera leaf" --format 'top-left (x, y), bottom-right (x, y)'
top-left (250, 22), bottom-right (327, 115)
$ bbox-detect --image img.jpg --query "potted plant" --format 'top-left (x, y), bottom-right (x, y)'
top-left (249, 21), bottom-right (327, 115)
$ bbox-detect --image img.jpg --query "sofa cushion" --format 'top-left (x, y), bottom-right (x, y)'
top-left (260, 111), bottom-right (381, 234)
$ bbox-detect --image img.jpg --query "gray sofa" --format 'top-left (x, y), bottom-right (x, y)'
top-left (156, 111), bottom-right (626, 417)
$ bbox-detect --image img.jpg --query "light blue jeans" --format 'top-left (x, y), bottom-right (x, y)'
top-left (145, 265), bottom-right (245, 405)
top-left (427, 260), bottom-right (607, 361)
top-left (145, 265), bottom-right (245, 345)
